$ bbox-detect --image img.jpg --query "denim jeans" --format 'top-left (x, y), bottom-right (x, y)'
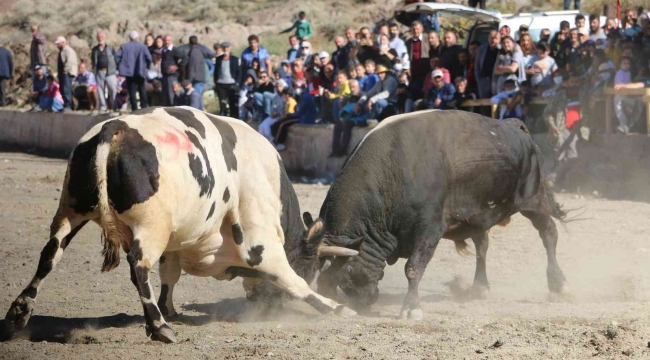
top-left (58, 73), bottom-right (73, 109)
top-left (96, 70), bottom-right (117, 110)
top-left (39, 96), bottom-right (64, 112)
top-left (253, 91), bottom-right (274, 116)
top-left (563, 0), bottom-right (580, 10)
top-left (369, 99), bottom-right (389, 119)
top-left (192, 81), bottom-right (204, 97)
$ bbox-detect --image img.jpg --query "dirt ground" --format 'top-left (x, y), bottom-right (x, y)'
top-left (0, 152), bottom-right (649, 360)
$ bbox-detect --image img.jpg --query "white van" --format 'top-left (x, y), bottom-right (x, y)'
top-left (395, 2), bottom-right (606, 45)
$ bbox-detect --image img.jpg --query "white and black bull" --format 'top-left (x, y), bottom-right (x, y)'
top-left (4, 106), bottom-right (357, 343)
top-left (305, 110), bottom-right (569, 320)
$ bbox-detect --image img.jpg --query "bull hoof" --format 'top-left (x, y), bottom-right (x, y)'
top-left (549, 280), bottom-right (569, 294)
top-left (470, 284), bottom-right (490, 300)
top-left (5, 296), bottom-right (35, 332)
top-left (399, 308), bottom-right (423, 321)
top-left (149, 324), bottom-right (177, 343)
top-left (334, 305), bottom-right (357, 318)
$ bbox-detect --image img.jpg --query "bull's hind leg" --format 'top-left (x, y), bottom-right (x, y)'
top-left (127, 227), bottom-right (175, 343)
top-left (157, 251), bottom-right (181, 317)
top-left (5, 213), bottom-right (88, 332)
top-left (470, 231), bottom-right (490, 299)
top-left (401, 225), bottom-right (445, 321)
top-left (520, 211), bottom-right (568, 294)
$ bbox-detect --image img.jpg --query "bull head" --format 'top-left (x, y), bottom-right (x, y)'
top-left (303, 212), bottom-right (359, 258)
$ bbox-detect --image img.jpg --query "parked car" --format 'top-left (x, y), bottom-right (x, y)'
top-left (395, 2), bottom-right (606, 45)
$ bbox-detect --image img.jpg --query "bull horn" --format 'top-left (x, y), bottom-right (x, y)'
top-left (318, 245), bottom-right (359, 257)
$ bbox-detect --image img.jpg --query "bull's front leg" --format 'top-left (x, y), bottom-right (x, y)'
top-left (5, 216), bottom-right (87, 334)
top-left (157, 252), bottom-right (181, 317)
top-left (401, 226), bottom-right (444, 321)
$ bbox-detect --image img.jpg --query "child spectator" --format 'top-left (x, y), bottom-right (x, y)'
top-left (490, 75), bottom-right (522, 120)
top-left (239, 69), bottom-right (257, 122)
top-left (279, 11), bottom-right (313, 41)
top-left (396, 71), bottom-right (410, 113)
top-left (331, 79), bottom-right (366, 158)
top-left (172, 81), bottom-right (185, 106)
top-left (325, 70), bottom-right (352, 121)
top-left (614, 57), bottom-right (634, 133)
top-left (527, 42), bottom-right (558, 90)
top-left (41, 74), bottom-right (64, 112)
top-left (588, 49), bottom-right (615, 87)
top-left (354, 63), bottom-right (367, 90)
top-left (258, 83), bottom-right (292, 142)
top-left (114, 75), bottom-right (129, 111)
top-left (426, 69), bottom-right (456, 110)
top-left (449, 76), bottom-right (476, 112)
top-left (363, 60), bottom-right (380, 93)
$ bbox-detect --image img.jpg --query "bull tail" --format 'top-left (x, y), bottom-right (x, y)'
top-left (94, 125), bottom-right (131, 272)
top-left (453, 240), bottom-right (474, 257)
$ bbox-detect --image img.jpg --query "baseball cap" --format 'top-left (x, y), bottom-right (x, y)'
top-left (431, 69), bottom-right (444, 78)
top-left (318, 51), bottom-right (329, 59)
top-left (34, 65), bottom-right (42, 70)
top-left (54, 36), bottom-right (66, 44)
top-left (280, 59), bottom-right (290, 66)
top-left (301, 41), bottom-right (311, 48)
top-left (220, 41), bottom-right (231, 47)
top-left (505, 74), bottom-right (519, 82)
top-left (275, 79), bottom-right (288, 88)
top-left (560, 20), bottom-right (570, 29)
top-left (518, 24), bottom-right (529, 31)
top-left (578, 27), bottom-right (589, 36)
top-left (181, 80), bottom-right (191, 87)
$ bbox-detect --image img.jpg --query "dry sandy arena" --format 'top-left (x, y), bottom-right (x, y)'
top-left (0, 152), bottom-right (649, 359)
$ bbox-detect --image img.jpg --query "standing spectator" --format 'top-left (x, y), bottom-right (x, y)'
top-left (518, 25), bottom-right (530, 41)
top-left (280, 11), bottom-right (313, 41)
top-left (540, 29), bottom-right (552, 44)
top-left (614, 57), bottom-right (633, 133)
top-left (0, 43), bottom-right (12, 107)
top-left (92, 31), bottom-right (118, 113)
top-left (426, 69), bottom-right (456, 110)
top-left (55, 36), bottom-right (78, 111)
top-left (30, 65), bottom-right (47, 111)
top-left (73, 61), bottom-right (99, 112)
top-left (332, 36), bottom-right (351, 71)
top-left (41, 74), bottom-right (64, 112)
top-left (604, 18), bottom-right (621, 37)
top-left (331, 79), bottom-right (366, 157)
top-left (299, 41), bottom-right (315, 68)
top-left (519, 34), bottom-right (535, 70)
top-left (589, 14), bottom-right (607, 41)
top-left (287, 35), bottom-right (300, 63)
top-left (146, 50), bottom-right (164, 106)
top-left (455, 49), bottom-right (472, 83)
top-left (185, 35), bottom-right (215, 96)
top-left (154, 36), bottom-right (164, 53)
top-left (622, 9), bottom-right (641, 39)
top-left (116, 31), bottom-right (152, 111)
top-left (575, 15), bottom-right (586, 31)
top-left (441, 30), bottom-right (463, 79)
top-left (499, 25), bottom-right (511, 38)
top-left (564, 0), bottom-right (580, 11)
top-left (30, 25), bottom-right (47, 77)
top-left (345, 27), bottom-right (359, 47)
top-left (349, 30), bottom-right (379, 67)
top-left (475, 30), bottom-right (500, 99)
top-left (241, 35), bottom-right (272, 73)
top-left (406, 20), bottom-right (430, 109)
top-left (565, 28), bottom-right (582, 72)
top-left (214, 41), bottom-right (241, 118)
top-left (180, 80), bottom-right (202, 110)
top-left (161, 35), bottom-right (185, 106)
top-left (527, 42), bottom-right (558, 90)
top-left (356, 64), bottom-right (397, 120)
top-left (551, 21), bottom-right (570, 65)
top-left (389, 23), bottom-right (407, 58)
top-left (318, 51), bottom-right (331, 70)
top-left (419, 0), bottom-right (440, 33)
top-left (493, 36), bottom-right (523, 94)
top-left (428, 31), bottom-right (442, 58)
top-left (145, 34), bottom-right (155, 54)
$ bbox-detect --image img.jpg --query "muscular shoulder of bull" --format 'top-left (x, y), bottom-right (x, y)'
top-left (502, 118), bottom-right (530, 135)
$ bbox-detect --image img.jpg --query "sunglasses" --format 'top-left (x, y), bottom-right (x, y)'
top-left (302, 46), bottom-right (310, 49)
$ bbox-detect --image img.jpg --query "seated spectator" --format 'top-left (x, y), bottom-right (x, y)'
top-left (605, 34), bottom-right (622, 67)
top-left (29, 65), bottom-right (47, 111)
top-left (279, 11), bottom-right (313, 41)
top-left (389, 22), bottom-right (407, 59)
top-left (587, 49), bottom-right (615, 87)
top-left (291, 60), bottom-right (306, 89)
top-left (239, 69), bottom-right (257, 122)
top-left (449, 76), bottom-right (476, 112)
top-left (258, 79), bottom-right (290, 142)
top-left (272, 68), bottom-right (319, 151)
top-left (519, 34), bottom-right (535, 69)
top-left (299, 41), bottom-right (315, 68)
top-left (318, 51), bottom-right (331, 70)
top-left (614, 57), bottom-right (634, 133)
top-left (114, 75), bottom-right (129, 111)
top-left (355, 64), bottom-right (398, 120)
top-left (426, 69), bottom-right (456, 110)
top-left (332, 35), bottom-right (352, 72)
top-left (172, 81), bottom-right (185, 106)
top-left (441, 30), bottom-right (463, 77)
top-left (363, 60), bottom-right (380, 93)
top-left (490, 75), bottom-right (522, 120)
top-left (250, 58), bottom-right (262, 77)
top-left (147, 49), bottom-right (164, 106)
top-left (182, 80), bottom-right (202, 110)
top-left (331, 79), bottom-right (366, 158)
top-left (73, 61), bottom-right (99, 113)
top-left (423, 56), bottom-right (450, 93)
top-left (527, 42), bottom-right (558, 90)
top-left (253, 71), bottom-right (275, 118)
top-left (325, 70), bottom-right (352, 121)
top-left (396, 71), bottom-right (410, 113)
top-left (540, 28), bottom-right (552, 44)
top-left (354, 63), bottom-right (367, 90)
top-left (278, 60), bottom-right (293, 87)
top-left (493, 36), bottom-right (523, 94)
top-left (40, 74), bottom-right (64, 112)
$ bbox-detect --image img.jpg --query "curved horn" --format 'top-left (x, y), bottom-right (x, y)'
top-left (318, 245), bottom-right (359, 257)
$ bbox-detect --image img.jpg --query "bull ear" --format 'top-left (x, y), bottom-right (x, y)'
top-left (303, 212), bottom-right (314, 227)
top-left (306, 218), bottom-right (324, 242)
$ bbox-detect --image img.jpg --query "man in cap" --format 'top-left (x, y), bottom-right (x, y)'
top-left (518, 24), bottom-right (530, 40)
top-left (355, 64), bottom-right (397, 120)
top-left (180, 79), bottom-right (202, 110)
top-left (577, 27), bottom-right (590, 44)
top-left (30, 65), bottom-right (47, 111)
top-left (214, 41), bottom-right (241, 117)
top-left (318, 51), bottom-right (331, 69)
top-left (115, 31), bottom-right (152, 111)
top-left (55, 36), bottom-right (78, 111)
top-left (426, 68), bottom-right (456, 110)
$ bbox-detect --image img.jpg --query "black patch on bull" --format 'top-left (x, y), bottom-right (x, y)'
top-left (206, 202), bottom-right (216, 221)
top-left (186, 130), bottom-right (215, 197)
top-left (224, 267), bottom-right (278, 282)
top-left (165, 107), bottom-right (206, 138)
top-left (159, 255), bottom-right (166, 264)
top-left (61, 220), bottom-right (89, 250)
top-left (222, 187), bottom-right (230, 203)
top-left (67, 134), bottom-right (100, 214)
top-left (35, 237), bottom-right (59, 280)
top-left (131, 107), bottom-right (161, 115)
top-left (305, 294), bottom-right (333, 314)
top-left (232, 223), bottom-right (244, 245)
top-left (158, 284), bottom-right (170, 316)
top-left (246, 245), bottom-right (264, 267)
top-left (205, 114), bottom-right (238, 172)
top-left (20, 286), bottom-right (38, 299)
top-left (100, 120), bottom-right (160, 214)
top-left (143, 302), bottom-right (162, 322)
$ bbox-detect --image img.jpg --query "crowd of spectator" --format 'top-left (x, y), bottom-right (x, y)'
top-left (0, 5), bottom-right (649, 154)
